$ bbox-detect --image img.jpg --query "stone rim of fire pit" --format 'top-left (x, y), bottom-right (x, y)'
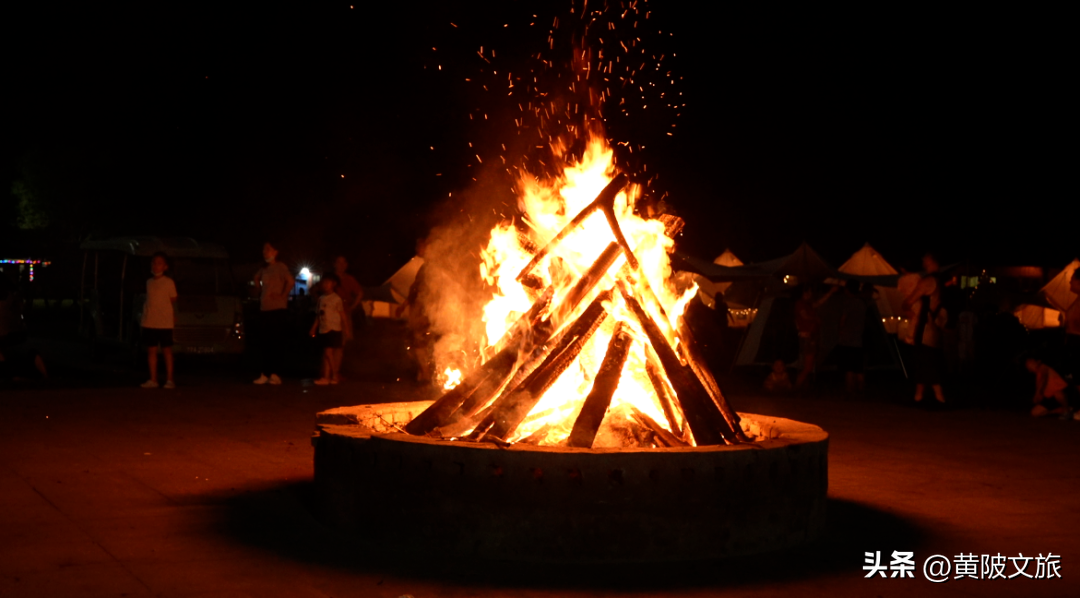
top-left (313, 401), bottom-right (828, 563)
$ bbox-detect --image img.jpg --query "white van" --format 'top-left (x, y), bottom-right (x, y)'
top-left (79, 237), bottom-right (244, 354)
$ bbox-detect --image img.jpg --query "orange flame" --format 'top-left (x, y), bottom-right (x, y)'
top-left (477, 132), bottom-right (697, 446)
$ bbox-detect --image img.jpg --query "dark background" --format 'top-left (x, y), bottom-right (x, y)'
top-left (2, 1), bottom-right (1072, 282)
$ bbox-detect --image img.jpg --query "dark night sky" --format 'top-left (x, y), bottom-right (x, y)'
top-left (3, 1), bottom-right (1072, 283)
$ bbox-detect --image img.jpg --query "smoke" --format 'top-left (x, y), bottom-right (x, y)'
top-left (413, 165), bottom-right (518, 382)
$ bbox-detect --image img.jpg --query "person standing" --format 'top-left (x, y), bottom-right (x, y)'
top-left (902, 253), bottom-right (947, 404)
top-left (253, 242), bottom-right (294, 385)
top-left (1025, 357), bottom-right (1071, 418)
top-left (836, 280), bottom-right (868, 395)
top-left (333, 255), bottom-right (364, 340)
top-left (793, 284), bottom-right (838, 389)
top-left (1064, 269), bottom-right (1080, 383)
top-left (309, 274), bottom-right (347, 385)
top-left (140, 252), bottom-right (177, 389)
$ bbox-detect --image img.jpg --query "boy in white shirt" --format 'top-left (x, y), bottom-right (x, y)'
top-left (309, 274), bottom-right (346, 385)
top-left (141, 252), bottom-right (177, 388)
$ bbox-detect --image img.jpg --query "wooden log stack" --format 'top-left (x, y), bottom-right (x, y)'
top-left (403, 175), bottom-right (745, 448)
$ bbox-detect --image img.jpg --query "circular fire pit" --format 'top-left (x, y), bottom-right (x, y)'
top-left (313, 401), bottom-right (828, 563)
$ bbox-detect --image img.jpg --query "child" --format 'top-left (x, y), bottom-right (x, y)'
top-left (1025, 357), bottom-right (1070, 418)
top-left (141, 252), bottom-right (177, 389)
top-left (764, 359), bottom-right (793, 393)
top-left (310, 273), bottom-right (346, 385)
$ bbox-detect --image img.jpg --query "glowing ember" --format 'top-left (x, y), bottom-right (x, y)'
top-left (443, 367), bottom-right (463, 391)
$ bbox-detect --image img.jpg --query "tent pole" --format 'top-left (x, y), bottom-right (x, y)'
top-left (79, 251), bottom-right (88, 334)
top-left (893, 338), bottom-right (909, 379)
top-left (118, 253), bottom-right (127, 341)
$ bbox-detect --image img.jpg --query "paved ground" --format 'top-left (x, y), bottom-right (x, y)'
top-left (2, 338), bottom-right (1078, 597)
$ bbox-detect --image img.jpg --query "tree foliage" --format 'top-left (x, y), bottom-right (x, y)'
top-left (11, 179), bottom-right (49, 230)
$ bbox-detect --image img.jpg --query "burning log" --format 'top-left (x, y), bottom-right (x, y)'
top-left (657, 214), bottom-right (685, 239)
top-left (628, 405), bottom-right (688, 448)
top-left (517, 422), bottom-right (554, 445)
top-left (520, 274), bottom-right (545, 291)
top-left (676, 320), bottom-right (749, 442)
top-left (645, 359), bottom-right (684, 439)
top-left (567, 322), bottom-right (633, 448)
top-left (515, 174), bottom-right (629, 282)
top-left (620, 284), bottom-right (737, 445)
top-left (607, 216), bottom-right (746, 443)
top-left (436, 403), bottom-right (496, 439)
top-left (404, 345), bottom-right (519, 435)
top-left (476, 243), bottom-right (622, 413)
top-left (411, 286), bottom-right (562, 436)
top-left (482, 285), bottom-right (555, 360)
top-left (474, 239), bottom-right (620, 400)
top-left (451, 356), bottom-right (519, 421)
top-left (549, 241), bottom-right (622, 328)
top-left (477, 291), bottom-right (612, 442)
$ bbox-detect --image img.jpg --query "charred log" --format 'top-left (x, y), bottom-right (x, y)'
top-left (482, 286), bottom-right (555, 360)
top-left (517, 422), bottom-right (554, 445)
top-left (477, 292), bottom-right (611, 442)
top-left (448, 354), bottom-right (519, 422)
top-left (646, 359), bottom-right (684, 438)
top-left (620, 285), bottom-right (737, 445)
top-left (515, 174), bottom-right (628, 282)
top-left (677, 320), bottom-right (749, 442)
top-left (549, 242), bottom-right (622, 328)
top-left (404, 345), bottom-right (519, 436)
top-left (657, 214), bottom-right (685, 239)
top-left (628, 405), bottom-right (688, 448)
top-left (566, 322), bottom-right (633, 448)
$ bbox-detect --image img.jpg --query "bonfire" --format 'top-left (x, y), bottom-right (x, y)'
top-left (405, 132), bottom-right (746, 449)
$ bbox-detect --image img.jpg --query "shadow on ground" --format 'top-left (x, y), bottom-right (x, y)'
top-left (207, 481), bottom-right (928, 590)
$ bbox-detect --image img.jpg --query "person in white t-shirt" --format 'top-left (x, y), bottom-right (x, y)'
top-left (141, 252), bottom-right (177, 389)
top-left (309, 274), bottom-right (346, 385)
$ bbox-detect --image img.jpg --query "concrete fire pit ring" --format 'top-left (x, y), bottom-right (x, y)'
top-left (313, 401), bottom-right (828, 563)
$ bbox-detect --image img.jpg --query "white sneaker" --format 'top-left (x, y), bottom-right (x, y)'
top-left (269, 374), bottom-right (282, 385)
top-left (164, 381), bottom-right (176, 389)
top-left (253, 374), bottom-right (269, 385)
top-left (140, 380), bottom-right (159, 389)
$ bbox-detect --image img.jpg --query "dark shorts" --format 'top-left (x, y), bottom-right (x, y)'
top-left (798, 334), bottom-right (819, 371)
top-left (318, 330), bottom-right (343, 349)
top-left (911, 344), bottom-right (942, 385)
top-left (835, 345), bottom-right (865, 373)
top-left (142, 327), bottom-right (174, 348)
top-left (1038, 396), bottom-right (1064, 412)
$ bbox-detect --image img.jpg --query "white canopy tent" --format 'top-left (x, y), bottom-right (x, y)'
top-left (362, 256), bottom-right (424, 319)
top-left (1012, 304), bottom-right (1062, 330)
top-left (694, 249), bottom-right (743, 310)
top-left (837, 243), bottom-right (907, 334)
top-left (730, 243), bottom-right (900, 369)
top-left (1040, 258), bottom-right (1079, 313)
